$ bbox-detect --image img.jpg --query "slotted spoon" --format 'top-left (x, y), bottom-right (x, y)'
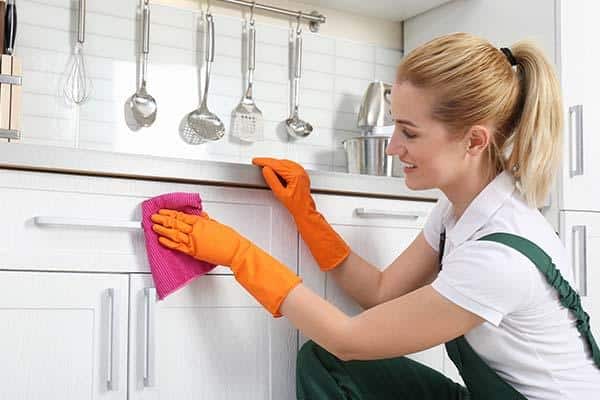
top-left (184, 12), bottom-right (224, 143)
top-left (231, 16), bottom-right (263, 142)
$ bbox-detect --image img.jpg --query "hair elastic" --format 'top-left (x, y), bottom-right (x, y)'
top-left (500, 47), bottom-right (517, 66)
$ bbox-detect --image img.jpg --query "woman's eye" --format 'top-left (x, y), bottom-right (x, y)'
top-left (403, 129), bottom-right (417, 139)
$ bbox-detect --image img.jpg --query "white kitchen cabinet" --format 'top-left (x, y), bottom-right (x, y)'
top-left (128, 274), bottom-right (297, 400)
top-left (0, 271), bottom-right (129, 400)
top-left (297, 193), bottom-right (445, 372)
top-left (557, 0), bottom-right (600, 212)
top-left (0, 168), bottom-right (299, 399)
top-left (559, 211), bottom-right (600, 340)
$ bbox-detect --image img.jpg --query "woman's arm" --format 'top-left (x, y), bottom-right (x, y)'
top-left (252, 159), bottom-right (439, 308)
top-left (280, 282), bottom-right (484, 361)
top-left (152, 208), bottom-right (476, 361)
top-left (329, 232), bottom-right (440, 309)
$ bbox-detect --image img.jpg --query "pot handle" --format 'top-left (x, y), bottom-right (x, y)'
top-left (383, 83), bottom-right (393, 122)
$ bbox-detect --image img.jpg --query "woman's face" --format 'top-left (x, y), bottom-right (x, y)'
top-left (386, 81), bottom-right (468, 191)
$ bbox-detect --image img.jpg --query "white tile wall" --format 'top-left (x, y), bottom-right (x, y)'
top-left (17, 0), bottom-right (402, 172)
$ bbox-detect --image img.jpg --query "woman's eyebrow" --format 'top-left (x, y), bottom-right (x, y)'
top-left (394, 119), bottom-right (419, 128)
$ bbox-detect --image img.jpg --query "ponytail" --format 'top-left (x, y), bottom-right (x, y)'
top-left (504, 41), bottom-right (563, 207)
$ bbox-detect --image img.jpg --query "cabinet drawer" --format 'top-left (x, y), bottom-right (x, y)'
top-left (300, 193), bottom-right (435, 297)
top-left (0, 169), bottom-right (295, 273)
top-left (313, 192), bottom-right (435, 229)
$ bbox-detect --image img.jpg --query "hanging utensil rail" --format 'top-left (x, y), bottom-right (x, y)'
top-left (216, 0), bottom-right (326, 32)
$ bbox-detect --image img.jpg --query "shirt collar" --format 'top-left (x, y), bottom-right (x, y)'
top-left (442, 170), bottom-right (517, 247)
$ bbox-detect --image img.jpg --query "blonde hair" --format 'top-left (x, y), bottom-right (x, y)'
top-left (397, 33), bottom-right (563, 208)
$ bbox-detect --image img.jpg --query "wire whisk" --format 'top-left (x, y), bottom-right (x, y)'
top-left (63, 0), bottom-right (92, 104)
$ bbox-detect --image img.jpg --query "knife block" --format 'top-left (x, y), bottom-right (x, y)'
top-left (0, 54), bottom-right (21, 142)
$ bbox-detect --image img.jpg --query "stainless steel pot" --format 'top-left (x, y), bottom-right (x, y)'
top-left (342, 136), bottom-right (403, 177)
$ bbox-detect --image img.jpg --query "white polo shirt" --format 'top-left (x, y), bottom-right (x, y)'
top-left (424, 170), bottom-right (600, 400)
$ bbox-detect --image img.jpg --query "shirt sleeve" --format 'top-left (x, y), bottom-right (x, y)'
top-left (431, 239), bottom-right (535, 326)
top-left (422, 196), bottom-right (451, 252)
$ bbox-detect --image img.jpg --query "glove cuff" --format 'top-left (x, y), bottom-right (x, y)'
top-left (231, 244), bottom-right (302, 317)
top-left (295, 211), bottom-right (350, 271)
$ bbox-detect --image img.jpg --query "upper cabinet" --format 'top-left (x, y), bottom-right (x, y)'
top-left (403, 0), bottom-right (556, 62)
top-left (558, 0), bottom-right (600, 212)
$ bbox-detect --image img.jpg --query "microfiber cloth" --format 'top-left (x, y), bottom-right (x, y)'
top-left (141, 192), bottom-right (216, 300)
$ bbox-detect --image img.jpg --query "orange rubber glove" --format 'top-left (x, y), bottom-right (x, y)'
top-left (252, 157), bottom-right (350, 271)
top-left (151, 209), bottom-right (301, 317)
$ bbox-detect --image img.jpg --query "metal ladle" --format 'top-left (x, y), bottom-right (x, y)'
top-left (285, 17), bottom-right (312, 138)
top-left (127, 0), bottom-right (157, 128)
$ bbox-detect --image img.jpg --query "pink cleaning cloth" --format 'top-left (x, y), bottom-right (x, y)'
top-left (142, 192), bottom-right (216, 300)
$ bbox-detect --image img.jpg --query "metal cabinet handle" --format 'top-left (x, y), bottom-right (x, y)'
top-left (34, 216), bottom-right (141, 230)
top-left (106, 288), bottom-right (117, 391)
top-left (355, 208), bottom-right (426, 219)
top-left (143, 287), bottom-right (156, 387)
top-left (569, 105), bottom-right (584, 177)
top-left (572, 225), bottom-right (587, 296)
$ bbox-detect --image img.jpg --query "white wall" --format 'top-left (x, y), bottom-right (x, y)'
top-left (18, 0), bottom-right (402, 172)
top-left (156, 0), bottom-right (404, 49)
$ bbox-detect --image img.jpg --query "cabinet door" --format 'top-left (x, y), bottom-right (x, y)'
top-left (298, 194), bottom-right (445, 372)
top-left (0, 271), bottom-right (129, 400)
top-left (128, 274), bottom-right (297, 400)
top-left (559, 211), bottom-right (600, 340)
top-left (559, 0), bottom-right (600, 211)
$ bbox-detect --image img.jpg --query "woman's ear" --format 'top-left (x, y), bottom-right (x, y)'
top-left (465, 125), bottom-right (491, 156)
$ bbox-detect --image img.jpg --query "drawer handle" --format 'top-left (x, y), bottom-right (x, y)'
top-left (143, 287), bottom-right (156, 387)
top-left (572, 225), bottom-right (588, 296)
top-left (34, 216), bottom-right (142, 230)
top-left (355, 208), bottom-right (426, 219)
top-left (106, 288), bottom-right (117, 391)
top-left (569, 104), bottom-right (584, 177)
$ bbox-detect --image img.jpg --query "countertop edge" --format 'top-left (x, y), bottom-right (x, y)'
top-left (0, 143), bottom-right (441, 201)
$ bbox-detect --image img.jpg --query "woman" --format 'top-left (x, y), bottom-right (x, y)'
top-left (151, 33), bottom-right (600, 399)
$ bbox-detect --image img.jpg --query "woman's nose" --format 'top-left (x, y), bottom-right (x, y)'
top-left (386, 130), bottom-right (405, 156)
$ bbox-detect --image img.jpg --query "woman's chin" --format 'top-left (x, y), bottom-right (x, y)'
top-left (404, 175), bottom-right (433, 191)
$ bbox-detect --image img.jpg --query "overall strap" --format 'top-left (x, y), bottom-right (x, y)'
top-left (439, 230), bottom-right (527, 399)
top-left (478, 232), bottom-right (600, 369)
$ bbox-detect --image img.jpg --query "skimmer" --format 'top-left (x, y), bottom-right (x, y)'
top-left (184, 12), bottom-right (225, 143)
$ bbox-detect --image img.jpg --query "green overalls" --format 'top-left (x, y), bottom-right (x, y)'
top-left (296, 232), bottom-right (600, 399)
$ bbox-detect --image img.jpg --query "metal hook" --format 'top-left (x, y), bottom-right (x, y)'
top-left (296, 11), bottom-right (302, 34)
top-left (250, 0), bottom-right (256, 23)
